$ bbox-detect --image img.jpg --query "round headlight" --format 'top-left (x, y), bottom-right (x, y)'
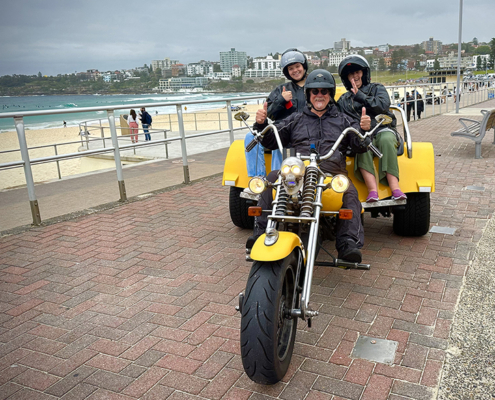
top-left (248, 177), bottom-right (266, 194)
top-left (330, 174), bottom-right (350, 193)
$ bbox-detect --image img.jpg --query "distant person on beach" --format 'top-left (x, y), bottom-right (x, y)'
top-left (245, 48), bottom-right (308, 177)
top-left (140, 107), bottom-right (152, 141)
top-left (337, 55), bottom-right (406, 203)
top-left (128, 109), bottom-right (139, 143)
top-left (63, 121), bottom-right (66, 128)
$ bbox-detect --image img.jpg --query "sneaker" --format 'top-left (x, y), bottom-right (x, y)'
top-left (366, 191), bottom-right (379, 203)
top-left (392, 189), bottom-right (407, 201)
top-left (338, 246), bottom-right (362, 263)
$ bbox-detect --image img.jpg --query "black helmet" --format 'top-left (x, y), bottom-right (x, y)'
top-left (338, 55), bottom-right (371, 91)
top-left (280, 48), bottom-right (308, 82)
top-left (304, 69), bottom-right (336, 106)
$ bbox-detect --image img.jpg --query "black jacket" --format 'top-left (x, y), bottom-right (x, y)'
top-left (337, 83), bottom-right (396, 129)
top-left (267, 81), bottom-right (306, 121)
top-left (254, 105), bottom-right (367, 175)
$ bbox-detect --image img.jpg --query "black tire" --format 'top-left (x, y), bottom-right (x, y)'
top-left (393, 193), bottom-right (430, 236)
top-left (240, 251), bottom-right (299, 385)
top-left (229, 187), bottom-right (254, 229)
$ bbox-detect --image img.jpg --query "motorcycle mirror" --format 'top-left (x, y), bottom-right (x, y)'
top-left (375, 114), bottom-right (393, 125)
top-left (235, 112), bottom-right (250, 122)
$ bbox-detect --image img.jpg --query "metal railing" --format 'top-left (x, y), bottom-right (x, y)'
top-left (0, 95), bottom-right (266, 225)
top-left (1, 82), bottom-right (493, 227)
top-left (386, 80), bottom-right (494, 120)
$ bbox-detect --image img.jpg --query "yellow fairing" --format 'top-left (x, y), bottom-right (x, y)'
top-left (321, 176), bottom-right (344, 210)
top-left (251, 232), bottom-right (305, 262)
top-left (334, 86), bottom-right (347, 101)
top-left (345, 142), bottom-right (436, 202)
top-left (222, 140), bottom-right (273, 188)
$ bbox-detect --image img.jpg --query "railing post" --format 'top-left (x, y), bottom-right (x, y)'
top-left (54, 145), bottom-right (62, 179)
top-left (176, 104), bottom-right (190, 184)
top-left (14, 116), bottom-right (41, 226)
top-left (226, 100), bottom-right (234, 144)
top-left (107, 110), bottom-right (127, 201)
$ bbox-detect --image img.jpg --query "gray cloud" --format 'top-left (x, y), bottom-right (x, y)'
top-left (1, 0), bottom-right (493, 76)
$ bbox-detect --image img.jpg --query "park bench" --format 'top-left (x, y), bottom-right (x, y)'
top-left (451, 108), bottom-right (495, 159)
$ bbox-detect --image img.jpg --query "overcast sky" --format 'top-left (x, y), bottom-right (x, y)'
top-left (1, 0), bottom-right (493, 76)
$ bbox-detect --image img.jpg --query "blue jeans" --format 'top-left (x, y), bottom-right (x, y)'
top-left (142, 124), bottom-right (151, 141)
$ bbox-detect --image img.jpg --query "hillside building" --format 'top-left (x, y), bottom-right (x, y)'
top-left (220, 48), bottom-right (247, 72)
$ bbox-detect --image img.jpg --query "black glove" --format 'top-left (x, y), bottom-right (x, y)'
top-left (360, 136), bottom-right (372, 149)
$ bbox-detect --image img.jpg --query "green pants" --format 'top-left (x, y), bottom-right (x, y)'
top-left (354, 129), bottom-right (399, 186)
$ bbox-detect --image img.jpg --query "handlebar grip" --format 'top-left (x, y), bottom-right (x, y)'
top-left (245, 138), bottom-right (259, 152)
top-left (369, 143), bottom-right (383, 158)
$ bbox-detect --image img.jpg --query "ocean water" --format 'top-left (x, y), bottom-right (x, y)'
top-left (0, 92), bottom-right (267, 133)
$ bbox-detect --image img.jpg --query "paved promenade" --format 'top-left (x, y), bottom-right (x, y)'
top-left (1, 99), bottom-right (495, 399)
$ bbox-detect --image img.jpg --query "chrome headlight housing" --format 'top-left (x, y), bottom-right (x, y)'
top-left (248, 176), bottom-right (267, 194)
top-left (279, 157), bottom-right (306, 195)
top-left (330, 174), bottom-right (350, 193)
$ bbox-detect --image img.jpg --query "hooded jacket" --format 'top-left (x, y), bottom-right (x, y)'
top-left (337, 82), bottom-right (396, 130)
top-left (254, 104), bottom-right (367, 175)
top-left (266, 81), bottom-right (306, 121)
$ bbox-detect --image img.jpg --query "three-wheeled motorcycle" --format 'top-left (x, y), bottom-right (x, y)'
top-left (223, 107), bottom-right (435, 385)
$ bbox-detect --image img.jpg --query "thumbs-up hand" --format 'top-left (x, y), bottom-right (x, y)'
top-left (360, 107), bottom-right (371, 131)
top-left (256, 101), bottom-right (268, 124)
top-left (281, 85), bottom-right (293, 102)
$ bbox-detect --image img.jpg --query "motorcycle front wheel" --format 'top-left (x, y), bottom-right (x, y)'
top-left (240, 251), bottom-right (299, 385)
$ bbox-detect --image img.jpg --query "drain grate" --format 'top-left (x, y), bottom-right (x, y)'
top-left (429, 226), bottom-right (456, 235)
top-left (465, 186), bottom-right (485, 191)
top-left (351, 336), bottom-right (398, 365)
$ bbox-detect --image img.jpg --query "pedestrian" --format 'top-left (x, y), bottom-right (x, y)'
top-left (400, 92), bottom-right (413, 122)
top-left (63, 121), bottom-right (66, 128)
top-left (139, 107), bottom-right (152, 141)
top-left (411, 90), bottom-right (424, 120)
top-left (337, 55), bottom-right (406, 203)
top-left (249, 69), bottom-right (372, 263)
top-left (128, 109), bottom-right (139, 143)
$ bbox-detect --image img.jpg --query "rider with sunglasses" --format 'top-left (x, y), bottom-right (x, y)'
top-left (249, 69), bottom-right (372, 263)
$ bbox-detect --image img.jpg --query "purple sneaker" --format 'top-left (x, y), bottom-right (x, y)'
top-left (366, 191), bottom-right (379, 203)
top-left (392, 189), bottom-right (407, 200)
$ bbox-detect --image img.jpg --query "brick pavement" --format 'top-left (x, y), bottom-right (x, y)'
top-left (1, 99), bottom-right (495, 399)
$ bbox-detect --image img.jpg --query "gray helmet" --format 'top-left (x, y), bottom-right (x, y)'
top-left (304, 69), bottom-right (336, 105)
top-left (280, 48), bottom-right (308, 82)
top-left (338, 54), bottom-right (371, 91)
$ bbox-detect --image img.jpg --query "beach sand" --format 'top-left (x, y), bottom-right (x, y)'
top-left (0, 104), bottom-right (262, 190)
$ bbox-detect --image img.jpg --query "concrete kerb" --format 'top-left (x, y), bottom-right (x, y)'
top-left (437, 211), bottom-right (495, 399)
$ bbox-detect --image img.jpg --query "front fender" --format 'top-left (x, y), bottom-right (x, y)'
top-left (251, 232), bottom-right (305, 262)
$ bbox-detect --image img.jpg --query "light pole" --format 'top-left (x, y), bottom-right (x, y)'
top-left (455, 0), bottom-right (463, 113)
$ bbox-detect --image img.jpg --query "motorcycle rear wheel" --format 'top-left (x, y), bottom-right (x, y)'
top-left (240, 251), bottom-right (298, 385)
top-left (229, 187), bottom-right (254, 229)
top-left (393, 192), bottom-right (430, 236)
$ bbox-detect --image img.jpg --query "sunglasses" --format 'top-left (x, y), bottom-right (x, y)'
top-left (311, 88), bottom-right (329, 95)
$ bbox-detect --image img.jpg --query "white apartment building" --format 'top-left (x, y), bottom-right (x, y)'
top-left (426, 54), bottom-right (473, 70)
top-left (205, 72), bottom-right (232, 81)
top-left (187, 62), bottom-right (213, 76)
top-left (159, 77), bottom-right (209, 91)
top-left (244, 55), bottom-right (283, 78)
top-left (151, 58), bottom-right (179, 71)
top-left (327, 51), bottom-right (358, 67)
